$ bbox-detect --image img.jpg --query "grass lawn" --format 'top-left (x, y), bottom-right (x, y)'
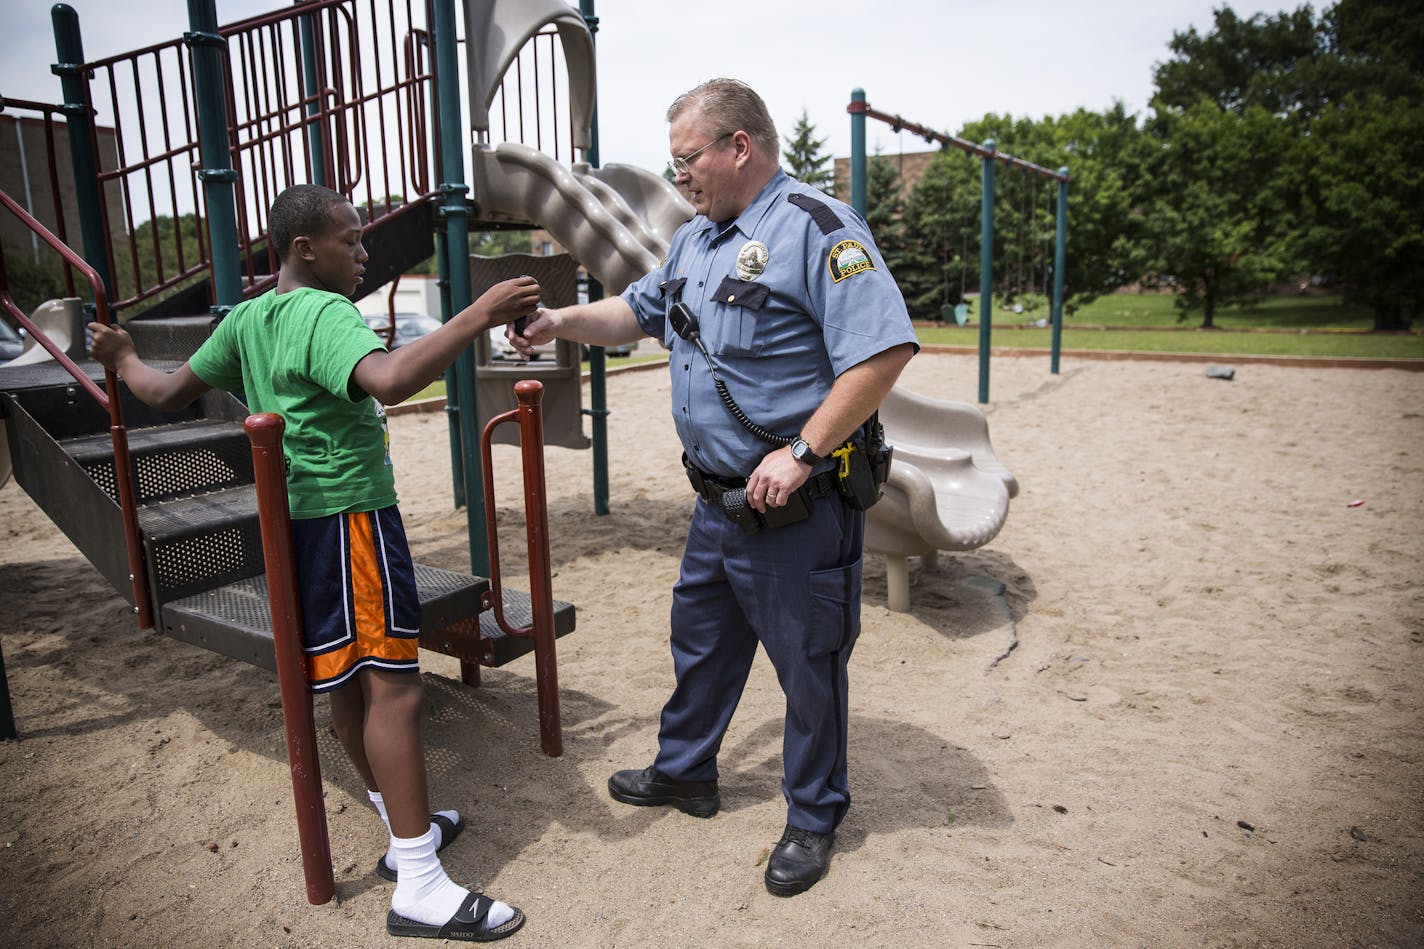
top-left (398, 294), bottom-right (1419, 406)
top-left (918, 293), bottom-right (1423, 359)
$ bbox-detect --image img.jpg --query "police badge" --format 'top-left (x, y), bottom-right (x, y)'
top-left (736, 240), bottom-right (769, 281)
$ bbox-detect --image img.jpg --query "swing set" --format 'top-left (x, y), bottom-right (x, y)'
top-left (847, 89), bottom-right (1070, 403)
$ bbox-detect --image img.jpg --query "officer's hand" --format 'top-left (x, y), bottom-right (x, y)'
top-left (747, 445), bottom-right (810, 514)
top-left (506, 307), bottom-right (558, 360)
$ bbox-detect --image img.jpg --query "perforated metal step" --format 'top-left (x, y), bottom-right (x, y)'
top-left (159, 564), bottom-right (560, 673)
top-left (64, 418), bottom-right (252, 505)
top-left (138, 484), bottom-right (263, 603)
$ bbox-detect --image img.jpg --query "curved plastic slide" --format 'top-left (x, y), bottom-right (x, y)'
top-left (1, 297), bottom-right (87, 488)
top-left (7, 297), bottom-right (86, 367)
top-left (470, 142), bottom-right (692, 294)
top-left (866, 386), bottom-right (1019, 611)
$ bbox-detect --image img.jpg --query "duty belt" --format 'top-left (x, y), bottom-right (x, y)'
top-left (682, 454), bottom-right (840, 533)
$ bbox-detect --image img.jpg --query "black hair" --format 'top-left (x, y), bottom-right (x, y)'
top-left (268, 184), bottom-right (351, 262)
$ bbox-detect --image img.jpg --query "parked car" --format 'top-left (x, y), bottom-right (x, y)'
top-left (488, 325), bottom-right (558, 361)
top-left (0, 320), bottom-right (24, 363)
top-left (362, 311), bottom-right (441, 349)
top-left (581, 341), bottom-right (637, 359)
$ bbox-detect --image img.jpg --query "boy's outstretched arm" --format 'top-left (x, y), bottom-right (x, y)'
top-left (352, 275), bottom-right (541, 406)
top-left (88, 322), bottom-right (211, 412)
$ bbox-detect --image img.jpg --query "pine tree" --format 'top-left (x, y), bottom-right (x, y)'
top-left (782, 109), bottom-right (834, 194)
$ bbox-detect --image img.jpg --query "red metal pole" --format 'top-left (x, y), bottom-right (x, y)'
top-left (244, 413), bottom-right (335, 905)
top-left (479, 381), bottom-right (562, 757)
top-left (515, 380), bottom-right (560, 757)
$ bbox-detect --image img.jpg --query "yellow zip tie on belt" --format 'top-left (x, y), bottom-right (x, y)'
top-left (832, 441), bottom-right (858, 479)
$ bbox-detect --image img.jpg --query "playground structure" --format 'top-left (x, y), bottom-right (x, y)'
top-left (0, 0), bottom-right (617, 902)
top-left (0, 1), bottom-right (1057, 816)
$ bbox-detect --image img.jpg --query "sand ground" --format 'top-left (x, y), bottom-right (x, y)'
top-left (1, 352), bottom-right (1420, 947)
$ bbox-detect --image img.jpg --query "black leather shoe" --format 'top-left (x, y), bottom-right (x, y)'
top-left (764, 824), bottom-right (834, 896)
top-left (607, 766), bottom-right (720, 818)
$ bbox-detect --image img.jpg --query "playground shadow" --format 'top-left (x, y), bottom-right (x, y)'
top-left (866, 546), bottom-right (1038, 642)
top-left (415, 495), bottom-right (1039, 644)
top-left (1, 553), bottom-right (1012, 903)
top-left (410, 494), bottom-right (695, 577)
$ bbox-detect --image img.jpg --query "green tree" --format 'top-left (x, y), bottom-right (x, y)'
top-left (863, 153), bottom-right (912, 289)
top-left (1143, 101), bottom-right (1299, 326)
top-left (1149, 0), bottom-right (1424, 329)
top-left (956, 107), bottom-right (1153, 315)
top-left (1297, 93), bottom-right (1423, 330)
top-left (899, 150), bottom-right (978, 320)
top-left (404, 228), bottom-right (529, 276)
top-left (782, 109), bottom-right (834, 194)
top-left (1153, 6), bottom-right (1324, 119)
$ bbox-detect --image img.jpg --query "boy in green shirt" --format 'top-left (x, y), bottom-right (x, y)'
top-left (90, 184), bottom-right (538, 942)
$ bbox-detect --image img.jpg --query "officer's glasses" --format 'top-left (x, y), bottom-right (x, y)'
top-left (669, 132), bottom-right (731, 176)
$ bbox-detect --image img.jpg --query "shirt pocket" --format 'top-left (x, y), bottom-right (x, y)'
top-left (708, 276), bottom-right (770, 355)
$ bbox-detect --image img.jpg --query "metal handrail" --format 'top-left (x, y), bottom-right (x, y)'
top-left (479, 380), bottom-right (562, 758)
top-left (0, 188), bottom-right (154, 629)
top-left (243, 412), bottom-right (335, 906)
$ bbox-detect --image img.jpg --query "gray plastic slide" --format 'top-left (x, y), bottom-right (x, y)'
top-left (470, 142), bottom-right (692, 294)
top-left (1, 297), bottom-right (88, 488)
top-left (867, 387), bottom-right (1019, 612)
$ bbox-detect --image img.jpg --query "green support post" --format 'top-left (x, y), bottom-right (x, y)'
top-left (435, 229), bottom-right (466, 508)
top-left (431, 0), bottom-right (489, 576)
top-left (186, 0), bottom-right (242, 312)
top-left (50, 4), bottom-right (113, 299)
top-left (1050, 168), bottom-right (1068, 375)
top-left (580, 0), bottom-right (611, 516)
top-left (849, 88), bottom-right (867, 215)
top-left (298, 10), bottom-right (328, 187)
top-left (978, 140), bottom-right (996, 404)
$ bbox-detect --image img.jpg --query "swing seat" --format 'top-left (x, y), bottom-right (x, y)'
top-left (865, 386), bottom-right (1018, 611)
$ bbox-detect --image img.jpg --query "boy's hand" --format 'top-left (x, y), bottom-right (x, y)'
top-left (87, 321), bottom-right (136, 371)
top-left (481, 276), bottom-right (542, 326)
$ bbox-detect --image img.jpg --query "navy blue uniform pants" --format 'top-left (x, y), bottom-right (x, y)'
top-left (653, 492), bottom-right (864, 834)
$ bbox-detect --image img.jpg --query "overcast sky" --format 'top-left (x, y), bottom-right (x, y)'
top-left (2, 0), bottom-right (1288, 175)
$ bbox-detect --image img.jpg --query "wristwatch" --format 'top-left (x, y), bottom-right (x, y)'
top-left (790, 437), bottom-right (823, 467)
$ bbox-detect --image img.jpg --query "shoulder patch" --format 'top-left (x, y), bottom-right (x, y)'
top-left (828, 239), bottom-right (875, 282)
top-left (787, 192), bottom-right (844, 236)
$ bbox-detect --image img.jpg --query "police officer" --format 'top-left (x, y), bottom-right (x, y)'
top-left (511, 78), bottom-right (916, 895)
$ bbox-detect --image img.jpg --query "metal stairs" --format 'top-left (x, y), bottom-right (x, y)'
top-left (0, 347), bottom-right (575, 712)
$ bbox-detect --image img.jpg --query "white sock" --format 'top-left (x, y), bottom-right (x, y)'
top-left (368, 789), bottom-right (390, 826)
top-left (389, 829), bottom-right (515, 928)
top-left (370, 791), bottom-right (459, 863)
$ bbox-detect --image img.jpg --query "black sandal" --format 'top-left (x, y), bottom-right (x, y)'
top-left (386, 892), bottom-right (525, 942)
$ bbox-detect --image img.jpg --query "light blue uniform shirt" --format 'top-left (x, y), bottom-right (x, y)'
top-left (623, 169), bottom-right (917, 479)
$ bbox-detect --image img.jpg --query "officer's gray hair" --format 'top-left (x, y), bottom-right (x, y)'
top-left (667, 79), bottom-right (779, 157)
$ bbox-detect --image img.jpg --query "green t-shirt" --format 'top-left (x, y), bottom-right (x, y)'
top-left (189, 287), bottom-right (396, 518)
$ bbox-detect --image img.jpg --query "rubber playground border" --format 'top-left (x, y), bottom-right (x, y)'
top-left (386, 347), bottom-right (1421, 418)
